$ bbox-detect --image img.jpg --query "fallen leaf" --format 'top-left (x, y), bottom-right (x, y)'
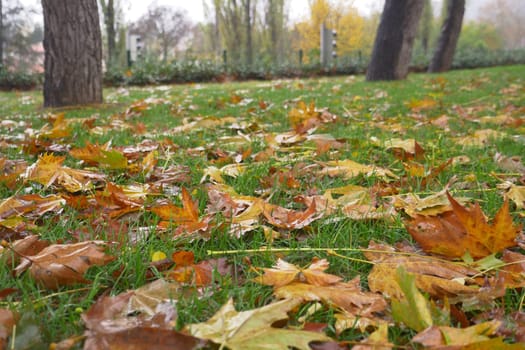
top-left (505, 184), bottom-right (525, 209)
top-left (15, 241), bottom-right (114, 289)
top-left (0, 309), bottom-right (15, 350)
top-left (352, 324), bottom-right (392, 350)
top-left (255, 258), bottom-right (342, 287)
top-left (364, 241), bottom-right (486, 300)
top-left (23, 153), bottom-right (106, 192)
top-left (454, 129), bottom-right (506, 147)
top-left (186, 298), bottom-right (332, 350)
top-left (262, 201), bottom-right (323, 230)
top-left (318, 159), bottom-right (398, 181)
top-left (406, 193), bottom-right (522, 258)
top-left (391, 267), bottom-right (434, 332)
top-left (274, 280), bottom-right (387, 316)
top-left (82, 291), bottom-right (204, 350)
top-left (412, 320), bottom-right (504, 349)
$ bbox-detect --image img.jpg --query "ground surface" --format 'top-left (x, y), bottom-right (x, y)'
top-left (0, 65), bottom-right (524, 349)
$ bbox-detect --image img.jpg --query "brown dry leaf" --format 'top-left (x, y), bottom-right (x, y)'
top-left (14, 241), bottom-right (114, 289)
top-left (166, 251), bottom-right (230, 287)
top-left (0, 194), bottom-right (65, 221)
top-left (499, 250), bottom-right (525, 288)
top-left (384, 138), bottom-right (425, 161)
top-left (255, 258), bottom-right (342, 287)
top-left (274, 280), bottom-right (387, 316)
top-left (0, 158), bottom-right (27, 189)
top-left (82, 292), bottom-right (205, 350)
top-left (393, 190), bottom-right (469, 218)
top-left (352, 324), bottom-right (392, 350)
top-left (505, 184), bottom-right (525, 209)
top-left (318, 159), bottom-right (398, 181)
top-left (262, 201), bottom-right (323, 230)
top-left (479, 114), bottom-right (523, 127)
top-left (186, 298), bottom-right (332, 350)
top-left (412, 320), bottom-right (505, 349)
top-left (364, 242), bottom-right (485, 300)
top-left (128, 279), bottom-right (183, 316)
top-left (494, 153), bottom-right (525, 174)
top-left (0, 309), bottom-right (15, 350)
top-left (334, 311), bottom-right (389, 334)
top-left (37, 113), bottom-right (71, 139)
top-left (92, 182), bottom-right (143, 219)
top-left (454, 129), bottom-right (506, 147)
top-left (406, 193), bottom-right (522, 259)
top-left (24, 153), bottom-right (106, 192)
top-left (0, 235), bottom-right (49, 266)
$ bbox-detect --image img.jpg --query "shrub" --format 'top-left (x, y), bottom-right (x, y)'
top-left (0, 68), bottom-right (42, 90)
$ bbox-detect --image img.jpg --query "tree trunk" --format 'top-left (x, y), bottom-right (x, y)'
top-left (366, 0), bottom-right (424, 81)
top-left (0, 0), bottom-right (3, 67)
top-left (100, 0), bottom-right (116, 67)
top-left (428, 0), bottom-right (465, 73)
top-left (244, 0), bottom-right (253, 66)
top-left (42, 0), bottom-right (103, 107)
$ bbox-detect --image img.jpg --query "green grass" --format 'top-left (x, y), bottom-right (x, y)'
top-left (0, 65), bottom-right (524, 349)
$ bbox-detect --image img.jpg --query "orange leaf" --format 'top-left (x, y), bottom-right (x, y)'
top-left (406, 193), bottom-right (522, 259)
top-left (150, 188), bottom-right (199, 224)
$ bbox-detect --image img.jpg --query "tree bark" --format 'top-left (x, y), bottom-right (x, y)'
top-left (244, 0), bottom-right (253, 66)
top-left (366, 0), bottom-right (424, 81)
top-left (428, 0), bottom-right (465, 73)
top-left (0, 0), bottom-right (3, 67)
top-left (42, 0), bottom-right (103, 107)
top-left (100, 0), bottom-right (116, 67)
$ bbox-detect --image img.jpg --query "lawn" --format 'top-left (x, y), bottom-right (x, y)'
top-left (0, 65), bottom-right (524, 349)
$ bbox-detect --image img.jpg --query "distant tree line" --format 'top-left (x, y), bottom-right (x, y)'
top-left (1, 0), bottom-right (525, 105)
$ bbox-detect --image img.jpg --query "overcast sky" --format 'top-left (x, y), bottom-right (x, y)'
top-left (21, 0), bottom-right (487, 24)
top-left (125, 0), bottom-right (383, 23)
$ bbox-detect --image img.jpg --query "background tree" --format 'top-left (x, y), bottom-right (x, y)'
top-left (457, 22), bottom-right (503, 51)
top-left (428, 0), bottom-right (465, 73)
top-left (264, 0), bottom-right (286, 64)
top-left (42, 0), bottom-right (103, 107)
top-left (99, 0), bottom-right (116, 67)
top-left (0, 0), bottom-right (42, 70)
top-left (366, 0), bottom-right (424, 81)
top-left (293, 0), bottom-right (367, 63)
top-left (480, 0), bottom-right (525, 49)
top-left (1, 0), bottom-right (3, 66)
top-left (418, 0), bottom-right (433, 55)
top-left (134, 4), bottom-right (191, 62)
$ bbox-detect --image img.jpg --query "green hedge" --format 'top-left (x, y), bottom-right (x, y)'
top-left (0, 68), bottom-right (42, 90)
top-left (1, 48), bottom-right (525, 91)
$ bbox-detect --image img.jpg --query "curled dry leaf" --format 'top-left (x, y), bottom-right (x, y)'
top-left (318, 159), bottom-right (398, 181)
top-left (23, 153), bottom-right (106, 192)
top-left (186, 298), bottom-right (332, 350)
top-left (364, 242), bottom-right (486, 300)
top-left (255, 258), bottom-right (342, 287)
top-left (412, 320), bottom-right (508, 349)
top-left (0, 309), bottom-right (15, 349)
top-left (262, 201), bottom-right (323, 230)
top-left (274, 280), bottom-right (387, 316)
top-left (351, 324), bottom-right (392, 350)
top-left (0, 235), bottom-right (49, 266)
top-left (15, 241), bottom-right (114, 289)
